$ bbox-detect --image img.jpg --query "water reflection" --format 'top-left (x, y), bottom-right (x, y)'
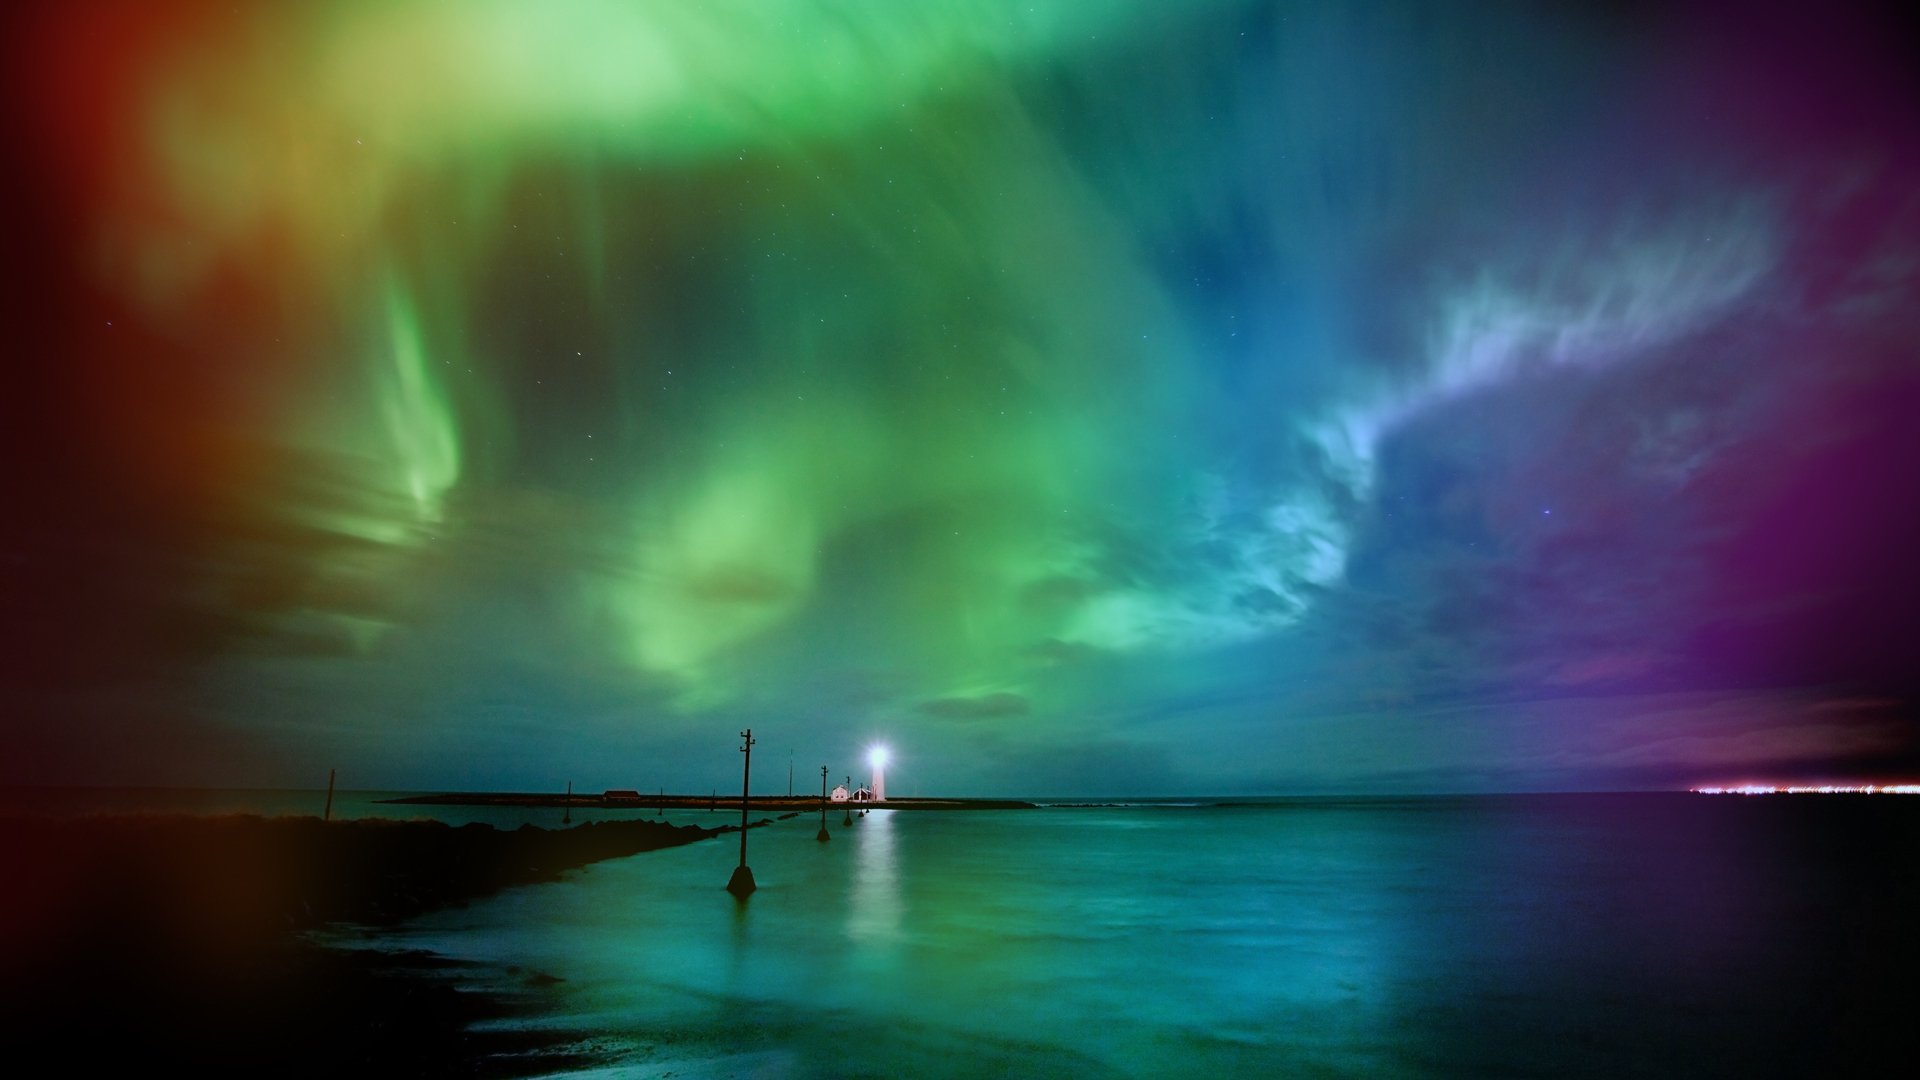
top-left (722, 882), bottom-right (753, 992)
top-left (847, 809), bottom-right (901, 949)
top-left (365, 798), bottom-right (1920, 1078)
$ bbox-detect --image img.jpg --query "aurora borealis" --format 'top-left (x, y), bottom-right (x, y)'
top-left (6, 0), bottom-right (1919, 795)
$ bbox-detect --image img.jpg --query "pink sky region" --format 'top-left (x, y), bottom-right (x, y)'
top-left (3, 0), bottom-right (1918, 795)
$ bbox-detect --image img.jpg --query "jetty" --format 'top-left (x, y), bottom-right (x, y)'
top-left (379, 792), bottom-right (1039, 812)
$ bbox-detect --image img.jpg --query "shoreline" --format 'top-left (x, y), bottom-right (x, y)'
top-left (0, 812), bottom-right (746, 1075)
top-left (381, 791), bottom-right (1041, 811)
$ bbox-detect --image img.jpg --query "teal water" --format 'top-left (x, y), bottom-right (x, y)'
top-left (347, 795), bottom-right (1918, 1077)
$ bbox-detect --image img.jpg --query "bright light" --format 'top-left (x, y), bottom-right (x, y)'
top-left (1691, 784), bottom-right (1920, 795)
top-left (868, 745), bottom-right (889, 770)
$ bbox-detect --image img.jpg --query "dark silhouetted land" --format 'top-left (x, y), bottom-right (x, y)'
top-left (0, 814), bottom-right (730, 1076)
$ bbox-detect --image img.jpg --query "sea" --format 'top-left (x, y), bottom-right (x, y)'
top-left (12, 788), bottom-right (1916, 1076)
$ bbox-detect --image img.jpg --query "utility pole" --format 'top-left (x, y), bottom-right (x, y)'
top-left (788, 751), bottom-right (794, 797)
top-left (817, 765), bottom-right (831, 842)
top-left (563, 780), bottom-right (572, 825)
top-left (726, 728), bottom-right (757, 896)
top-left (323, 768), bottom-right (336, 822)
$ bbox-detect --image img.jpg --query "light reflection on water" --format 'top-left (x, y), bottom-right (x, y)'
top-left (361, 796), bottom-right (1917, 1078)
top-left (847, 809), bottom-right (900, 948)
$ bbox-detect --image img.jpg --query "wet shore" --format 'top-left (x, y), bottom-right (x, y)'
top-left (0, 814), bottom-right (728, 1075)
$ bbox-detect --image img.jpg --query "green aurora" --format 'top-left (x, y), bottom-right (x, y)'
top-left (9, 0), bottom-right (1920, 794)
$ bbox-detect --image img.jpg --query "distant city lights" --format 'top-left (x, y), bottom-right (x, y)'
top-left (1691, 784), bottom-right (1920, 795)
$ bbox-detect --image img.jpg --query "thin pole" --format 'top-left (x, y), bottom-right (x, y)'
top-left (324, 768), bottom-right (335, 822)
top-left (817, 765), bottom-right (831, 842)
top-left (563, 780), bottom-right (572, 824)
top-left (726, 729), bottom-right (757, 895)
top-left (739, 731), bottom-right (753, 865)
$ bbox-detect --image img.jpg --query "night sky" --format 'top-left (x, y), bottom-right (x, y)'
top-left (6, 1), bottom-right (1919, 796)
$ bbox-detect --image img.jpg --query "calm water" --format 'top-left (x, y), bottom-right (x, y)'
top-left (325, 795), bottom-right (1917, 1078)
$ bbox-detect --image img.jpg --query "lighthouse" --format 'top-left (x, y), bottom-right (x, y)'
top-left (868, 744), bottom-right (889, 802)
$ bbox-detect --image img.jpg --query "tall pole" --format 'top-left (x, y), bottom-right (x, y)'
top-left (739, 733), bottom-right (753, 862)
top-left (324, 768), bottom-right (335, 822)
top-left (817, 765), bottom-right (831, 842)
top-left (727, 728), bottom-right (757, 895)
